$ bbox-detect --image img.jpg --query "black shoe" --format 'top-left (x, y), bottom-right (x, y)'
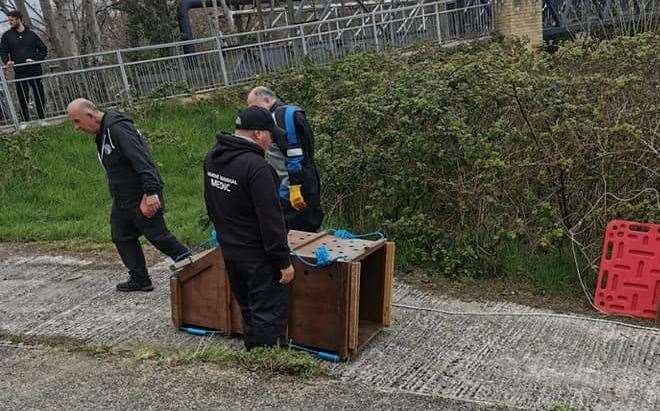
top-left (116, 277), bottom-right (154, 292)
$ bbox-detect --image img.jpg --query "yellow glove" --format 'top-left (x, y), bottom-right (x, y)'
top-left (289, 185), bottom-right (307, 211)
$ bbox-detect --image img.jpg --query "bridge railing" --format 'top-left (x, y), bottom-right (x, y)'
top-left (0, 0), bottom-right (493, 131)
top-left (543, 0), bottom-right (660, 37)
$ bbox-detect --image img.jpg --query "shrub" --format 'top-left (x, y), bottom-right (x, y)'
top-left (257, 35), bottom-right (659, 278)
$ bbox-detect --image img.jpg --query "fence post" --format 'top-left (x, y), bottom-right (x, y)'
top-left (327, 22), bottom-right (337, 58)
top-left (301, 28), bottom-right (308, 57)
top-left (0, 68), bottom-right (20, 130)
top-left (435, 2), bottom-right (443, 45)
top-left (215, 35), bottom-right (230, 86)
top-left (372, 10), bottom-right (380, 51)
top-left (256, 31), bottom-right (267, 72)
top-left (116, 50), bottom-right (132, 104)
top-left (390, 11), bottom-right (397, 45)
top-left (175, 46), bottom-right (189, 90)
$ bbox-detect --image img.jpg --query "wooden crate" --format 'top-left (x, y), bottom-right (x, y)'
top-left (287, 231), bottom-right (395, 359)
top-left (170, 230), bottom-right (395, 360)
top-left (170, 248), bottom-right (243, 335)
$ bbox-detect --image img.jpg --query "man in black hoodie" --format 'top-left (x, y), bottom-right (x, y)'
top-left (204, 106), bottom-right (295, 350)
top-left (0, 10), bottom-right (48, 124)
top-left (67, 98), bottom-right (190, 292)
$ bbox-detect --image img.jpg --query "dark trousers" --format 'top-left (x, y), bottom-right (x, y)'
top-left (110, 203), bottom-right (189, 284)
top-left (224, 259), bottom-right (289, 350)
top-left (15, 75), bottom-right (46, 121)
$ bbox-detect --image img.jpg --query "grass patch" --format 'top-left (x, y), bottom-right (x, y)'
top-left (398, 239), bottom-right (588, 298)
top-left (133, 343), bottom-right (323, 378)
top-left (1, 330), bottom-right (322, 378)
top-left (0, 99), bottom-right (238, 247)
top-left (501, 242), bottom-right (588, 297)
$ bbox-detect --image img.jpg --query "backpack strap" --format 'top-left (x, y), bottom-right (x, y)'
top-left (283, 105), bottom-right (304, 174)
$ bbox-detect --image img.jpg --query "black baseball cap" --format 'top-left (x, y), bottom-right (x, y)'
top-left (235, 106), bottom-right (286, 140)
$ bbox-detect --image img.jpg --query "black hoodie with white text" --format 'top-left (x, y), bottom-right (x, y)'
top-left (95, 111), bottom-right (163, 209)
top-left (204, 132), bottom-right (291, 270)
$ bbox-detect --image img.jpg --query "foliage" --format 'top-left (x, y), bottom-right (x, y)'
top-left (0, 129), bottom-right (45, 188)
top-left (259, 34), bottom-right (659, 278)
top-left (113, 0), bottom-right (180, 52)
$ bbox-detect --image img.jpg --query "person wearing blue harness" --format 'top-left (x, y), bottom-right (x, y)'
top-left (247, 86), bottom-right (324, 232)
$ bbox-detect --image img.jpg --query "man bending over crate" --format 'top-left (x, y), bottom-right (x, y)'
top-left (203, 106), bottom-right (295, 350)
top-left (67, 98), bottom-right (191, 292)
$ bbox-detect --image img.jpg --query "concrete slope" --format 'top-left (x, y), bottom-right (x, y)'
top-left (1, 244), bottom-right (658, 410)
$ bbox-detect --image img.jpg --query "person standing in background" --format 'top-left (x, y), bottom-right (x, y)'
top-left (0, 10), bottom-right (48, 126)
top-left (247, 86), bottom-right (325, 233)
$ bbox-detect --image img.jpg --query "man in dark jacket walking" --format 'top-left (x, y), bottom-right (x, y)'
top-left (0, 10), bottom-right (48, 124)
top-left (247, 86), bottom-right (324, 232)
top-left (67, 98), bottom-right (190, 292)
top-left (204, 106), bottom-right (295, 350)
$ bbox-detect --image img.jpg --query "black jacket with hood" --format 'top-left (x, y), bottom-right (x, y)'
top-left (269, 100), bottom-right (321, 201)
top-left (204, 132), bottom-right (291, 270)
top-left (95, 111), bottom-right (162, 208)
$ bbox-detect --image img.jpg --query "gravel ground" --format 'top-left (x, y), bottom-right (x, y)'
top-left (1, 243), bottom-right (658, 410)
top-left (0, 346), bottom-right (504, 410)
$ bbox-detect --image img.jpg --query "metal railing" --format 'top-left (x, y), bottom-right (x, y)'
top-left (543, 0), bottom-right (660, 37)
top-left (0, 0), bottom-right (493, 130)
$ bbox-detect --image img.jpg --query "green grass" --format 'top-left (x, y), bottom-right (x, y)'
top-left (0, 99), bottom-right (237, 247)
top-left (0, 332), bottom-right (321, 378)
top-left (501, 241), bottom-right (587, 297)
top-left (132, 343), bottom-right (323, 377)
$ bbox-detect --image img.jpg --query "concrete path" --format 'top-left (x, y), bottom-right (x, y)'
top-left (1, 244), bottom-right (658, 410)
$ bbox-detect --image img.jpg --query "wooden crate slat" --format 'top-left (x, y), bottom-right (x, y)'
top-left (348, 262), bottom-right (361, 352)
top-left (383, 242), bottom-right (396, 327)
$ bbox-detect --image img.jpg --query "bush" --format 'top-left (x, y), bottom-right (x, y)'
top-left (257, 34), bottom-right (659, 278)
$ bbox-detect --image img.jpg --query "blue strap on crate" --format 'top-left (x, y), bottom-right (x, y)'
top-left (180, 325), bottom-right (224, 337)
top-left (328, 228), bottom-right (385, 241)
top-left (289, 342), bottom-right (342, 362)
top-left (291, 244), bottom-right (346, 268)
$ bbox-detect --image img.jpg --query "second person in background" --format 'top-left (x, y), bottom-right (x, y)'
top-left (247, 86), bottom-right (324, 232)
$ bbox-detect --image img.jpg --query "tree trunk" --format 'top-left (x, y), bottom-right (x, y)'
top-left (200, 0), bottom-right (209, 36)
top-left (216, 0), bottom-right (235, 33)
top-left (14, 0), bottom-right (32, 27)
top-left (38, 0), bottom-right (65, 58)
top-left (210, 0), bottom-right (219, 34)
top-left (81, 0), bottom-right (102, 53)
top-left (52, 0), bottom-right (79, 57)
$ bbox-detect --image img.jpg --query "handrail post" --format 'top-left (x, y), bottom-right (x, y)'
top-left (116, 50), bottom-right (132, 104)
top-left (215, 35), bottom-right (230, 86)
top-left (0, 68), bottom-right (20, 130)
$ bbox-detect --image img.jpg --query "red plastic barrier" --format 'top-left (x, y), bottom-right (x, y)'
top-left (594, 220), bottom-right (660, 320)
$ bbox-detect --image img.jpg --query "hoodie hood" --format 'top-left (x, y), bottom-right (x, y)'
top-left (103, 111), bottom-right (133, 130)
top-left (209, 131), bottom-right (265, 166)
top-left (96, 111), bottom-right (134, 141)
